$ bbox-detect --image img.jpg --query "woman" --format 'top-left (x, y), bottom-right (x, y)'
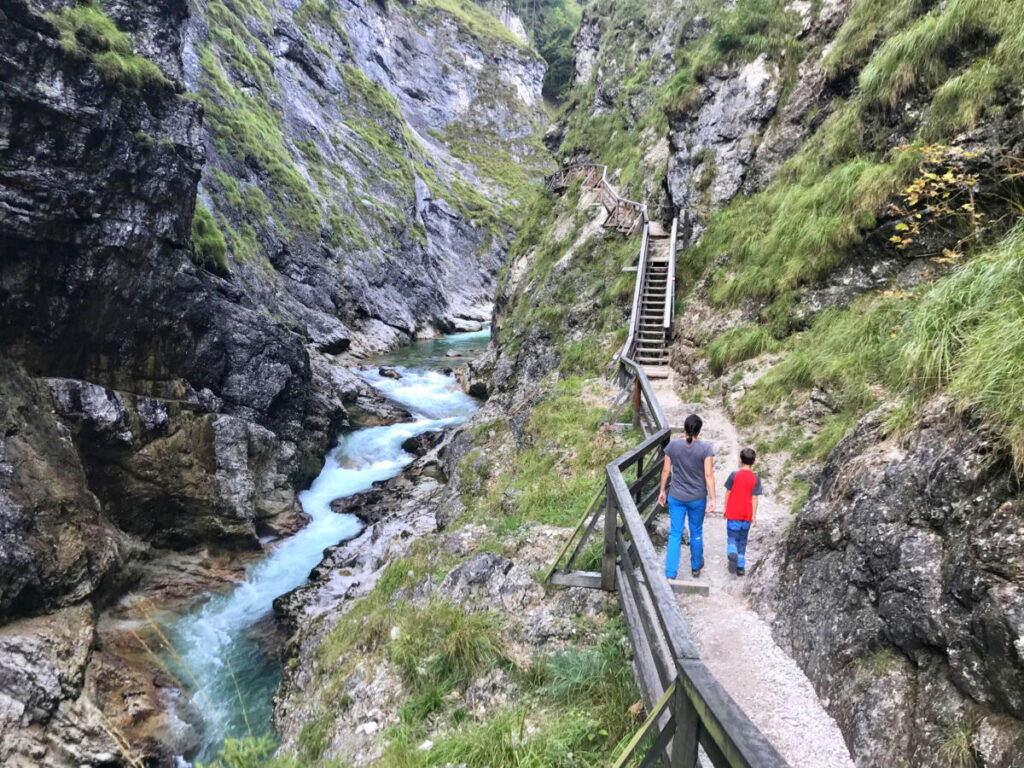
top-left (657, 414), bottom-right (716, 579)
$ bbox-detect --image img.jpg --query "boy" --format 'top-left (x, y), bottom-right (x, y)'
top-left (723, 447), bottom-right (762, 576)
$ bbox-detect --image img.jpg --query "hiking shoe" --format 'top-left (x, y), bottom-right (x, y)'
top-left (691, 568), bottom-right (701, 578)
top-left (727, 552), bottom-right (737, 574)
top-left (736, 566), bottom-right (746, 577)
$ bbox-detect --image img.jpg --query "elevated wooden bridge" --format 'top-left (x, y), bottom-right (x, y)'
top-left (544, 165), bottom-right (792, 768)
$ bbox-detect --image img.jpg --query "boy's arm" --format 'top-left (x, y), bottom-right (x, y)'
top-left (751, 474), bottom-right (763, 525)
top-left (723, 488), bottom-right (731, 519)
top-left (658, 455), bottom-right (672, 507)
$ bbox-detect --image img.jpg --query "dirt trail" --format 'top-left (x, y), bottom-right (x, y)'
top-left (651, 376), bottom-right (856, 768)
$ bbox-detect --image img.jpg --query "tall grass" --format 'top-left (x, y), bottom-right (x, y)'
top-left (738, 225), bottom-right (1024, 465)
top-left (696, 150), bottom-right (919, 310)
top-left (706, 324), bottom-right (781, 373)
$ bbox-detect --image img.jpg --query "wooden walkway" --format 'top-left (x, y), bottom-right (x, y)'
top-left (544, 165), bottom-right (853, 767)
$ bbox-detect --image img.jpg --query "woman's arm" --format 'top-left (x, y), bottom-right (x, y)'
top-left (704, 455), bottom-right (716, 513)
top-left (658, 455), bottom-right (672, 507)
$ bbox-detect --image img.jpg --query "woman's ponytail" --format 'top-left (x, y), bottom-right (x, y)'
top-left (684, 414), bottom-right (702, 444)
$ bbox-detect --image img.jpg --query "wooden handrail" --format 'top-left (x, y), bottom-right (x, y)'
top-left (548, 163), bottom-right (648, 228)
top-left (622, 223), bottom-right (651, 360)
top-left (664, 215), bottom-right (678, 330)
top-left (604, 355), bottom-right (790, 767)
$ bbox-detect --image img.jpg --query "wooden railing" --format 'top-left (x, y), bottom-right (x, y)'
top-left (548, 163), bottom-right (648, 235)
top-left (664, 216), bottom-right (678, 331)
top-left (622, 222), bottom-right (651, 362)
top-left (546, 357), bottom-right (791, 768)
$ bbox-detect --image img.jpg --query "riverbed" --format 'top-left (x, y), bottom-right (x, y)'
top-left (168, 329), bottom-right (488, 762)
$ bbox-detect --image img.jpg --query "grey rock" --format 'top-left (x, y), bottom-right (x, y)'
top-left (758, 399), bottom-right (1024, 767)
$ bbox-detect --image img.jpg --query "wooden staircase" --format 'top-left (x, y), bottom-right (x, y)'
top-left (633, 234), bottom-right (672, 379)
top-left (547, 163), bottom-right (678, 379)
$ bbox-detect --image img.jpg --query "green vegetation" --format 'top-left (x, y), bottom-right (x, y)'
top-left (695, 148), bottom-right (920, 317)
top-left (376, 620), bottom-right (639, 768)
top-left (505, 0), bottom-right (583, 98)
top-left (937, 718), bottom-right (979, 768)
top-left (407, 0), bottom-right (534, 54)
top-left (500, 186), bottom-right (636, 357)
top-left (191, 203), bottom-right (229, 274)
top-left (732, 223), bottom-right (1024, 465)
top-left (706, 324), bottom-right (780, 374)
top-left (457, 375), bottom-right (639, 538)
top-left (49, 0), bottom-right (170, 90)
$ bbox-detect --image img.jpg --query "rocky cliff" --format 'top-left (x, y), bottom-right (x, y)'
top-left (0, 0), bottom-right (547, 763)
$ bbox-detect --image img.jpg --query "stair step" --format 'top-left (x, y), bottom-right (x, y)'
top-left (643, 366), bottom-right (670, 379)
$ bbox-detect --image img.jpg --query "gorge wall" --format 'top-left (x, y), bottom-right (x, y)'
top-left (0, 0), bottom-right (546, 764)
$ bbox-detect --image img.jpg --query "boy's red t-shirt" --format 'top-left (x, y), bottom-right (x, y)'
top-left (725, 468), bottom-right (762, 521)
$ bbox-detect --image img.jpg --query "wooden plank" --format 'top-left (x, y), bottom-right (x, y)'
top-left (630, 456), bottom-right (664, 497)
top-left (549, 570), bottom-right (603, 589)
top-left (669, 683), bottom-right (700, 768)
top-left (676, 660), bottom-right (790, 768)
top-left (614, 428), bottom-right (671, 473)
top-left (698, 725), bottom-right (730, 768)
top-left (617, 563), bottom-right (667, 709)
top-left (542, 485), bottom-right (604, 582)
top-left (617, 537), bottom-right (673, 690)
top-left (563, 487), bottom-right (607, 572)
top-left (638, 717), bottom-right (676, 768)
top-left (612, 681), bottom-right (678, 768)
top-left (601, 483), bottom-right (618, 591)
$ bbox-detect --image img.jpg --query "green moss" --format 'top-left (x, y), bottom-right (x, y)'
top-left (49, 1), bottom-right (170, 90)
top-left (199, 47), bottom-right (321, 235)
top-left (191, 203), bottom-right (229, 274)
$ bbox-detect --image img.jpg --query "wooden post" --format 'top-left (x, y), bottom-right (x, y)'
top-left (669, 684), bottom-right (700, 768)
top-left (632, 379), bottom-right (642, 432)
top-left (601, 479), bottom-right (618, 591)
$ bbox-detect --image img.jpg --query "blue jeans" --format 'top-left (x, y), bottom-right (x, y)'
top-left (726, 520), bottom-right (752, 568)
top-left (666, 497), bottom-right (705, 577)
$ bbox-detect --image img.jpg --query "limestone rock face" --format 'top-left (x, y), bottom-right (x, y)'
top-left (756, 400), bottom-right (1024, 768)
top-left (667, 54), bottom-right (781, 237)
top-left (0, 363), bottom-right (136, 622)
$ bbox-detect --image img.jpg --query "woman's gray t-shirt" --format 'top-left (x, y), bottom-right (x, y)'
top-left (665, 438), bottom-right (714, 502)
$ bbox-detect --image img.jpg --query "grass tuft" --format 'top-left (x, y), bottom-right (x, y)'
top-left (50, 0), bottom-right (170, 90)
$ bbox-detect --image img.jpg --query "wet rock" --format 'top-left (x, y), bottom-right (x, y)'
top-left (444, 349), bottom-right (465, 358)
top-left (401, 430), bottom-right (446, 457)
top-left (378, 367), bottom-right (403, 380)
top-left (0, 363), bottom-right (137, 621)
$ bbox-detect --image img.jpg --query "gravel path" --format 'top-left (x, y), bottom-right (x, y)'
top-left (652, 377), bottom-right (856, 768)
